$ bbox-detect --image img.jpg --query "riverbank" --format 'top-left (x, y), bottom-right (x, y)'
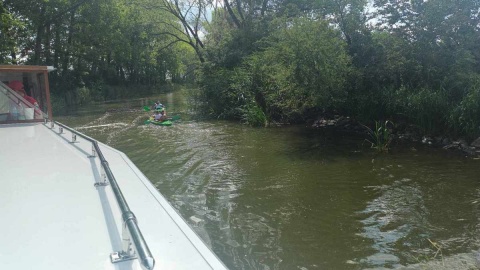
top-left (311, 115), bottom-right (480, 158)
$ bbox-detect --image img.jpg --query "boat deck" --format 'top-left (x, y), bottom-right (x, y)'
top-left (0, 123), bottom-right (227, 270)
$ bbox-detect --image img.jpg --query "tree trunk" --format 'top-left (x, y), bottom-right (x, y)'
top-left (62, 11), bottom-right (75, 75)
top-left (54, 24), bottom-right (60, 68)
top-left (261, 0), bottom-right (268, 16)
top-left (224, 0), bottom-right (242, 28)
top-left (33, 5), bottom-right (46, 65)
top-left (10, 52), bottom-right (17, 65)
top-left (45, 22), bottom-right (51, 65)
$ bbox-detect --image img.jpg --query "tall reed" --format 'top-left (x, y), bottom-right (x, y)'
top-left (363, 120), bottom-right (394, 152)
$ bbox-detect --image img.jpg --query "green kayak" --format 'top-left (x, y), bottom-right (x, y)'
top-left (151, 120), bottom-right (172, 126)
top-left (146, 117), bottom-right (172, 126)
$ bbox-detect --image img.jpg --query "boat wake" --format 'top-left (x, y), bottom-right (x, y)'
top-left (75, 123), bottom-right (129, 130)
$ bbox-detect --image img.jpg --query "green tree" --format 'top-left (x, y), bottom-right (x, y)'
top-left (199, 17), bottom-right (351, 122)
top-left (0, 2), bottom-right (26, 63)
top-left (253, 17), bottom-right (351, 119)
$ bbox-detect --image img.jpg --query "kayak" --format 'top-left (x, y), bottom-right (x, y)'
top-left (151, 120), bottom-right (172, 126)
top-left (146, 117), bottom-right (172, 126)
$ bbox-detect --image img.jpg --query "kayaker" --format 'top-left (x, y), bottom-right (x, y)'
top-left (153, 109), bottom-right (167, 122)
top-left (159, 109), bottom-right (167, 121)
top-left (154, 101), bottom-right (164, 110)
top-left (153, 110), bottom-right (162, 121)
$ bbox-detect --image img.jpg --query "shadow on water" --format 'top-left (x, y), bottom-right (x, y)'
top-left (55, 89), bottom-right (480, 270)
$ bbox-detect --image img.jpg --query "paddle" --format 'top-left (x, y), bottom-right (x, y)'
top-left (143, 106), bottom-right (151, 112)
top-left (169, 115), bottom-right (181, 121)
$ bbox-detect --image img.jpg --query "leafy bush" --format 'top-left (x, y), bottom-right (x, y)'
top-left (77, 86), bottom-right (92, 105)
top-left (49, 93), bottom-right (67, 115)
top-left (198, 17), bottom-right (351, 124)
top-left (197, 64), bottom-right (252, 119)
top-left (255, 17), bottom-right (351, 115)
top-left (395, 86), bottom-right (449, 134)
top-left (241, 102), bottom-right (267, 127)
top-left (449, 77), bottom-right (480, 138)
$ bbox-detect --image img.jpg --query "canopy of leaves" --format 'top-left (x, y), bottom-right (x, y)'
top-left (1, 0), bottom-right (199, 96)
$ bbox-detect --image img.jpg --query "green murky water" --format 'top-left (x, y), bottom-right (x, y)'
top-left (55, 89), bottom-right (480, 270)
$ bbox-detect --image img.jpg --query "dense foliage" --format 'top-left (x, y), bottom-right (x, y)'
top-left (197, 0), bottom-right (480, 138)
top-left (2, 0), bottom-right (480, 138)
top-left (1, 0), bottom-right (198, 107)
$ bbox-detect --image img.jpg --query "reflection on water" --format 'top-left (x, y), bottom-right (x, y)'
top-left (55, 90), bottom-right (480, 270)
top-left (359, 178), bottom-right (425, 267)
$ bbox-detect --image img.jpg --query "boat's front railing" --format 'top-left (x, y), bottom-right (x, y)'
top-left (47, 120), bottom-right (155, 270)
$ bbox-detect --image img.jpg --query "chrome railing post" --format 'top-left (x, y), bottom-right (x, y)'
top-left (122, 214), bottom-right (136, 257)
top-left (94, 159), bottom-right (109, 187)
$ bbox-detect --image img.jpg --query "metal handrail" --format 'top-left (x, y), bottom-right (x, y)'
top-left (52, 121), bottom-right (155, 270)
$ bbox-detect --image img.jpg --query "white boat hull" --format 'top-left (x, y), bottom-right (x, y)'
top-left (0, 123), bottom-right (227, 270)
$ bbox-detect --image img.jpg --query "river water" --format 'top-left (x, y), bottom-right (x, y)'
top-left (55, 89), bottom-right (480, 270)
